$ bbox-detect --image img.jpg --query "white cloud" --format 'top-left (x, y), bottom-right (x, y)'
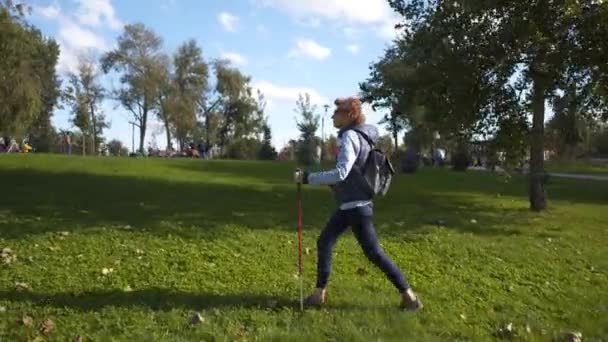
top-left (33, 2), bottom-right (116, 74)
top-left (377, 20), bottom-right (403, 40)
top-left (218, 12), bottom-right (239, 32)
top-left (289, 39), bottom-right (331, 60)
top-left (346, 44), bottom-right (360, 54)
top-left (74, 0), bottom-right (123, 30)
top-left (60, 21), bottom-right (108, 51)
top-left (37, 3), bottom-right (61, 19)
top-left (221, 52), bottom-right (248, 66)
top-left (252, 80), bottom-right (328, 106)
top-left (255, 0), bottom-right (400, 40)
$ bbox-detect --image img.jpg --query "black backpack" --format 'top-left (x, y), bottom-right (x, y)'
top-left (351, 129), bottom-right (396, 197)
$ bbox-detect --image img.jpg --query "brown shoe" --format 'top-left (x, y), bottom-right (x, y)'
top-left (303, 288), bottom-right (326, 306)
top-left (400, 288), bottom-right (423, 311)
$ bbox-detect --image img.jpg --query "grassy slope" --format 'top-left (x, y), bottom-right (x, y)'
top-left (546, 159), bottom-right (608, 176)
top-left (0, 154), bottom-right (606, 341)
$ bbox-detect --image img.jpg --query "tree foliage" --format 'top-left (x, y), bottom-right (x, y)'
top-left (294, 93), bottom-right (320, 165)
top-left (101, 23), bottom-right (164, 153)
top-left (0, 6), bottom-right (60, 139)
top-left (365, 0), bottom-right (608, 211)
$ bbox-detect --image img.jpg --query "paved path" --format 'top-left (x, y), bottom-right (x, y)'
top-left (469, 166), bottom-right (608, 181)
top-left (547, 172), bottom-right (608, 181)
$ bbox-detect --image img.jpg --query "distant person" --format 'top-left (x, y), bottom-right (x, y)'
top-left (294, 97), bottom-right (423, 311)
top-left (63, 132), bottom-right (72, 155)
top-left (22, 140), bottom-right (33, 153)
top-left (6, 138), bottom-right (20, 153)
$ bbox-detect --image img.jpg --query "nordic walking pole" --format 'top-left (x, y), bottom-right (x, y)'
top-left (297, 181), bottom-right (304, 312)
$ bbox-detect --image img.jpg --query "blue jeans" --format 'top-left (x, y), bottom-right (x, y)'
top-left (316, 204), bottom-right (410, 292)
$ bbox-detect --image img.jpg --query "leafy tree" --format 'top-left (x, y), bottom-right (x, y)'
top-left (64, 57), bottom-right (108, 155)
top-left (258, 122), bottom-right (277, 160)
top-left (294, 93), bottom-right (320, 165)
top-left (376, 0), bottom-right (608, 210)
top-left (101, 23), bottom-right (164, 153)
top-left (171, 40), bottom-right (209, 150)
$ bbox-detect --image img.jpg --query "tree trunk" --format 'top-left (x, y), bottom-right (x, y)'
top-left (529, 75), bottom-right (548, 211)
top-left (159, 97), bottom-right (172, 151)
top-left (139, 110), bottom-right (147, 154)
top-left (82, 134), bottom-right (86, 156)
top-left (90, 103), bottom-right (98, 155)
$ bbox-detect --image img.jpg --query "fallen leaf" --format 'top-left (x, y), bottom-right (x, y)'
top-left (79, 210), bottom-right (89, 214)
top-left (15, 282), bottom-right (31, 291)
top-left (305, 247), bottom-right (311, 255)
top-left (470, 219), bottom-right (478, 224)
top-left (101, 268), bottom-right (114, 275)
top-left (40, 319), bottom-right (55, 334)
top-left (495, 322), bottom-right (513, 339)
top-left (460, 314), bottom-right (466, 320)
top-left (74, 335), bottom-right (83, 342)
top-left (189, 312), bottom-right (205, 325)
top-left (525, 325), bottom-right (531, 334)
top-left (59, 231), bottom-right (70, 236)
top-left (0, 306), bottom-right (6, 313)
top-left (561, 331), bottom-right (583, 342)
top-left (22, 314), bottom-right (34, 327)
top-left (123, 285), bottom-right (133, 292)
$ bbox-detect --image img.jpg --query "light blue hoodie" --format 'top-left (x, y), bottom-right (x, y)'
top-left (308, 124), bottom-right (379, 210)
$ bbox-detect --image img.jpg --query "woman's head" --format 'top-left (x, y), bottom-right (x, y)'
top-left (332, 97), bottom-right (365, 128)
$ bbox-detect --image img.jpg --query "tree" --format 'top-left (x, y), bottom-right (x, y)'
top-left (295, 93), bottom-right (320, 165)
top-left (171, 39), bottom-right (209, 150)
top-left (27, 30), bottom-right (60, 152)
top-left (107, 139), bottom-right (125, 156)
top-left (258, 122), bottom-right (277, 160)
top-left (212, 61), bottom-right (262, 155)
top-left (101, 23), bottom-right (164, 153)
top-left (381, 0), bottom-right (608, 210)
top-left (379, 108), bottom-right (407, 150)
top-left (64, 57), bottom-right (109, 155)
top-left (0, 8), bottom-right (41, 136)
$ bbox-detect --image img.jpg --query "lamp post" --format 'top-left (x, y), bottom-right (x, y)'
top-left (128, 121), bottom-right (136, 153)
top-left (322, 104), bottom-right (329, 162)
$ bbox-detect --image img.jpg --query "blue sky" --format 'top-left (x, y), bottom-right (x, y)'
top-left (28, 0), bottom-right (402, 151)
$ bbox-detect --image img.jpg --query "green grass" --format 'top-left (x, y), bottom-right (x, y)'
top-left (0, 154), bottom-right (607, 341)
top-left (546, 159), bottom-right (608, 176)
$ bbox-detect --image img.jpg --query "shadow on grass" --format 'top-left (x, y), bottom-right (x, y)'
top-left (1, 165), bottom-right (603, 241)
top-left (0, 289), bottom-right (375, 312)
top-left (172, 162), bottom-right (608, 206)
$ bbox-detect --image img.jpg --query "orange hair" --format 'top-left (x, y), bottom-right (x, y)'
top-left (334, 97), bottom-right (365, 125)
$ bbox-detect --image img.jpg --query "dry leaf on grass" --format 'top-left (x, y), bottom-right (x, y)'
top-left (40, 319), bottom-right (55, 334)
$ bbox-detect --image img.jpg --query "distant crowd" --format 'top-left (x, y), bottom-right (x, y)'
top-left (0, 136), bottom-right (33, 153)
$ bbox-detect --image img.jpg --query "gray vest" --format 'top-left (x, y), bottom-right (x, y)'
top-left (331, 124), bottom-right (375, 205)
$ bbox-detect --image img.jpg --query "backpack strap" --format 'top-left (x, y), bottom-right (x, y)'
top-left (351, 128), bottom-right (375, 148)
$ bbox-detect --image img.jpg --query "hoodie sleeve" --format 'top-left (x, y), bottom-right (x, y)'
top-left (307, 130), bottom-right (360, 185)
